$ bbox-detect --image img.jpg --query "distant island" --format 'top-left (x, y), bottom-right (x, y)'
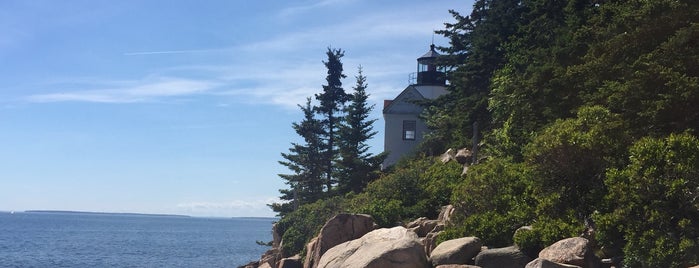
top-left (24, 210), bottom-right (191, 218)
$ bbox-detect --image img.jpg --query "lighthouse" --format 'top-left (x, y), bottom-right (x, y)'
top-left (382, 45), bottom-right (448, 168)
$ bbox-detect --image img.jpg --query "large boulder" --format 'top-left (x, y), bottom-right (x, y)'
top-left (430, 237), bottom-right (483, 266)
top-left (474, 246), bottom-right (532, 268)
top-left (305, 214), bottom-right (376, 268)
top-left (538, 238), bottom-right (598, 268)
top-left (526, 258), bottom-right (582, 268)
top-left (317, 226), bottom-right (429, 268)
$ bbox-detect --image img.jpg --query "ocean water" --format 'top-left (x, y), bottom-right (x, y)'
top-left (0, 212), bottom-right (275, 268)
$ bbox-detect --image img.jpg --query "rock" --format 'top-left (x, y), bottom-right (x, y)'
top-left (526, 258), bottom-right (582, 268)
top-left (438, 205), bottom-right (455, 223)
top-left (455, 148), bottom-right (472, 165)
top-left (306, 213), bottom-right (376, 268)
top-left (474, 246), bottom-right (532, 268)
top-left (237, 261), bottom-right (259, 268)
top-left (303, 237), bottom-right (318, 268)
top-left (259, 248), bottom-right (281, 268)
top-left (259, 263), bottom-right (273, 268)
top-left (539, 237), bottom-right (598, 268)
top-left (435, 265), bottom-right (482, 268)
top-left (430, 237), bottom-right (483, 266)
top-left (441, 148), bottom-right (456, 163)
top-left (272, 222), bottom-right (283, 248)
top-left (407, 217), bottom-right (440, 237)
top-left (317, 226), bottom-right (429, 268)
top-left (422, 230), bottom-right (443, 256)
top-left (279, 255), bottom-right (303, 268)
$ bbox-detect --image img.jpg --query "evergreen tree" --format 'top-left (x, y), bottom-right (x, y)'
top-left (337, 67), bottom-right (386, 194)
top-left (269, 98), bottom-right (325, 216)
top-left (423, 0), bottom-right (525, 153)
top-left (488, 0), bottom-right (593, 159)
top-left (314, 48), bottom-right (350, 193)
top-left (569, 0), bottom-right (699, 138)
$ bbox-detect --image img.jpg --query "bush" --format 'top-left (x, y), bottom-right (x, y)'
top-left (524, 106), bottom-right (629, 220)
top-left (348, 156), bottom-right (462, 227)
top-left (442, 158), bottom-right (536, 247)
top-left (275, 196), bottom-right (346, 256)
top-left (347, 196), bottom-right (403, 227)
top-left (596, 133), bottom-right (699, 267)
top-left (513, 226), bottom-right (540, 258)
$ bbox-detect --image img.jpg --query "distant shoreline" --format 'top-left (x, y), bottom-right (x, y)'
top-left (22, 210), bottom-right (191, 218)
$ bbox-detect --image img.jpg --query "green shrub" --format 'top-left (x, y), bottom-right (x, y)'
top-left (524, 106), bottom-right (629, 221)
top-left (348, 196), bottom-right (403, 227)
top-left (513, 226), bottom-right (540, 258)
top-left (348, 156), bottom-right (462, 227)
top-left (275, 196), bottom-right (346, 256)
top-left (443, 158), bottom-right (536, 247)
top-left (597, 133), bottom-right (699, 267)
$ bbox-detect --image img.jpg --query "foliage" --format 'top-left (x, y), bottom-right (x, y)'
top-left (569, 0), bottom-right (699, 138)
top-left (348, 157), bottom-right (462, 227)
top-left (271, 98), bottom-right (326, 216)
top-left (488, 0), bottom-right (592, 160)
top-left (524, 106), bottom-right (629, 221)
top-left (275, 196), bottom-right (346, 257)
top-left (314, 48), bottom-right (350, 192)
top-left (440, 158), bottom-right (536, 247)
top-left (422, 0), bottom-right (526, 152)
top-left (336, 67), bottom-right (387, 194)
top-left (595, 133), bottom-right (699, 267)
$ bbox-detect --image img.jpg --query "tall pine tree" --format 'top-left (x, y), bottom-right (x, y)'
top-left (337, 67), bottom-right (386, 194)
top-left (269, 98), bottom-right (325, 216)
top-left (314, 48), bottom-right (349, 193)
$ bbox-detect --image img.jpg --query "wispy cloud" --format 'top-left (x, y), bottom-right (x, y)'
top-left (123, 49), bottom-right (225, 56)
top-left (278, 0), bottom-right (355, 18)
top-left (176, 197), bottom-right (278, 217)
top-left (27, 78), bottom-right (218, 103)
top-left (22, 1), bottom-right (453, 109)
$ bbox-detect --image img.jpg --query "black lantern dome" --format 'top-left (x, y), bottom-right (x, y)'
top-left (415, 44), bottom-right (446, 86)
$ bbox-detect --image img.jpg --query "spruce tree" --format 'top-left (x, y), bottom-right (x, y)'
top-left (269, 98), bottom-right (325, 216)
top-left (337, 67), bottom-right (386, 194)
top-left (314, 48), bottom-right (349, 193)
top-left (423, 0), bottom-right (525, 152)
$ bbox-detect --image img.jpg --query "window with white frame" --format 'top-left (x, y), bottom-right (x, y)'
top-left (403, 120), bottom-right (416, 140)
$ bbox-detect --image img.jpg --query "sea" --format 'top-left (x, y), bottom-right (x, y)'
top-left (0, 211), bottom-right (276, 268)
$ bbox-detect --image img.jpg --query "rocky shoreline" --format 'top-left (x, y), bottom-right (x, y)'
top-left (239, 206), bottom-right (636, 268)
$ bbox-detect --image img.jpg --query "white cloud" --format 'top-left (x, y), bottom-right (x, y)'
top-left (27, 78), bottom-right (218, 103)
top-left (278, 0), bottom-right (356, 18)
top-left (123, 49), bottom-right (224, 56)
top-left (176, 197), bottom-right (279, 217)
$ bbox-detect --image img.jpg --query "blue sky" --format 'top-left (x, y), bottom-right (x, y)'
top-left (0, 0), bottom-right (471, 217)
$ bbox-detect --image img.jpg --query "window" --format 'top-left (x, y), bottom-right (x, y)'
top-left (403, 120), bottom-right (416, 140)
